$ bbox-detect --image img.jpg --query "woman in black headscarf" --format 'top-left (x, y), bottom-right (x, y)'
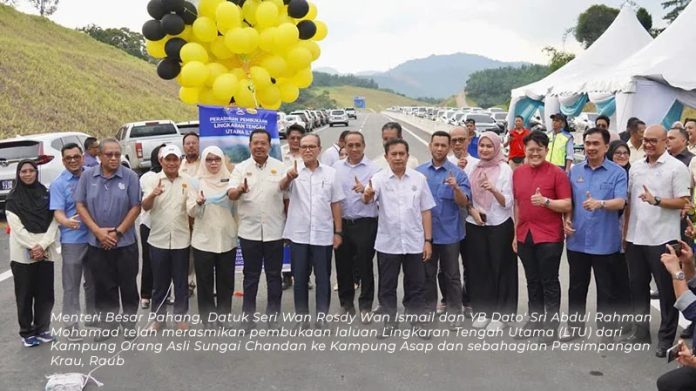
top-left (608, 140), bottom-right (630, 173)
top-left (5, 160), bottom-right (60, 347)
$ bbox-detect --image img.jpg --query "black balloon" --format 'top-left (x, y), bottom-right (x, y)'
top-left (162, 0), bottom-right (185, 13)
top-left (297, 20), bottom-right (316, 40)
top-left (147, 0), bottom-right (166, 20)
top-left (161, 13), bottom-right (185, 35)
top-left (229, 0), bottom-right (246, 5)
top-left (287, 0), bottom-right (309, 18)
top-left (157, 58), bottom-right (181, 80)
top-left (283, 0), bottom-right (291, 4)
top-left (164, 38), bottom-right (187, 60)
top-left (142, 19), bottom-right (166, 41)
top-left (178, 1), bottom-right (198, 25)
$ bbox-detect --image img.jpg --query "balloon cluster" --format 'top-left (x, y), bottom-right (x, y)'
top-left (143, 0), bottom-right (327, 109)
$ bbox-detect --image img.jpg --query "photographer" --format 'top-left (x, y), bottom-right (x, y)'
top-left (657, 240), bottom-right (696, 390)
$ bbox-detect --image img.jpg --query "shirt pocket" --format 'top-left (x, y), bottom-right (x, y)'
top-left (436, 183), bottom-right (454, 200)
top-left (597, 182), bottom-right (614, 200)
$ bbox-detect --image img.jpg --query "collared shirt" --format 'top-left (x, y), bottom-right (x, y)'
top-left (138, 171), bottom-right (158, 228)
top-left (468, 135), bottom-right (480, 159)
top-left (187, 182), bottom-right (237, 253)
top-left (626, 151), bottom-right (691, 246)
top-left (416, 160), bottom-right (471, 244)
top-left (283, 164), bottom-right (345, 246)
top-left (447, 154), bottom-right (479, 177)
top-left (628, 141), bottom-right (645, 163)
top-left (83, 154), bottom-right (99, 168)
top-left (372, 168), bottom-right (436, 254)
top-left (332, 156), bottom-right (379, 220)
top-left (509, 128), bottom-right (531, 159)
top-left (373, 155), bottom-right (419, 171)
top-left (143, 172), bottom-right (191, 250)
top-left (673, 148), bottom-right (695, 167)
top-left (50, 169), bottom-right (89, 244)
top-left (567, 159), bottom-right (627, 255)
top-left (179, 158), bottom-right (200, 177)
top-left (512, 161), bottom-right (572, 244)
top-left (74, 165), bottom-right (141, 248)
top-left (283, 151), bottom-right (303, 167)
top-left (465, 161), bottom-right (514, 226)
top-left (230, 157), bottom-right (287, 242)
top-left (320, 144), bottom-right (341, 167)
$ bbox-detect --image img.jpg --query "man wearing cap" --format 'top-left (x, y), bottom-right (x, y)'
top-left (142, 144), bottom-right (192, 331)
top-left (546, 113), bottom-right (574, 173)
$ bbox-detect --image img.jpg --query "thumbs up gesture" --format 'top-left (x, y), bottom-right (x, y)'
top-left (152, 178), bottom-right (165, 197)
top-left (444, 170), bottom-right (458, 189)
top-left (286, 160), bottom-right (299, 180)
top-left (352, 175), bottom-right (365, 193)
top-left (363, 179), bottom-right (375, 203)
top-left (480, 172), bottom-right (495, 192)
top-left (582, 191), bottom-right (602, 211)
top-left (196, 190), bottom-right (206, 206)
top-left (639, 185), bottom-right (657, 205)
top-left (530, 187), bottom-right (546, 207)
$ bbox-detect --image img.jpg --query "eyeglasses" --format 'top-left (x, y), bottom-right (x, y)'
top-left (613, 151), bottom-right (629, 156)
top-left (451, 137), bottom-right (468, 144)
top-left (103, 152), bottom-right (121, 159)
top-left (63, 155), bottom-right (82, 162)
top-left (205, 158), bottom-right (222, 163)
top-left (643, 138), bottom-right (664, 145)
top-left (299, 145), bottom-right (318, 150)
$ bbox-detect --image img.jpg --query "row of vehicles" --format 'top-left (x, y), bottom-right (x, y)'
top-left (279, 107), bottom-right (356, 137)
top-left (394, 106), bottom-right (509, 135)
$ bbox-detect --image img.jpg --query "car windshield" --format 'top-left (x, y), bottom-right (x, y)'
top-left (130, 123), bottom-right (177, 138)
top-left (331, 110), bottom-right (345, 115)
top-left (178, 125), bottom-right (199, 134)
top-left (0, 140), bottom-right (41, 161)
top-left (469, 114), bottom-right (494, 123)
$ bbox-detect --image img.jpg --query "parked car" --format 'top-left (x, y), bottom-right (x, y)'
top-left (116, 120), bottom-right (183, 172)
top-left (460, 113), bottom-right (501, 134)
top-left (0, 131), bottom-right (129, 211)
top-left (573, 112), bottom-right (599, 132)
top-left (285, 114), bottom-right (306, 130)
top-left (492, 112), bottom-right (509, 130)
top-left (345, 107), bottom-right (357, 119)
top-left (329, 109), bottom-right (349, 127)
top-left (487, 107), bottom-right (504, 113)
top-left (176, 120), bottom-right (199, 135)
top-left (289, 110), bottom-right (314, 131)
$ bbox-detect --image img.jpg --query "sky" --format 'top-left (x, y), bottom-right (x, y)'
top-left (13, 0), bottom-right (669, 74)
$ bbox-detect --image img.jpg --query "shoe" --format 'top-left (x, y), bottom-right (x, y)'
top-left (656, 346), bottom-right (668, 358)
top-left (36, 331), bottom-right (55, 344)
top-left (21, 336), bottom-right (40, 348)
top-left (66, 326), bottom-right (84, 342)
top-left (650, 289), bottom-right (660, 300)
top-left (176, 322), bottom-right (189, 331)
top-left (377, 323), bottom-right (397, 340)
top-left (486, 320), bottom-right (505, 333)
top-left (472, 317), bottom-right (490, 329)
top-left (282, 275), bottom-right (293, 290)
top-left (681, 323), bottom-right (694, 339)
top-left (360, 310), bottom-right (372, 325)
top-left (141, 299), bottom-right (151, 310)
top-left (463, 306), bottom-right (474, 320)
top-left (166, 296), bottom-right (175, 305)
top-left (436, 303), bottom-right (447, 315)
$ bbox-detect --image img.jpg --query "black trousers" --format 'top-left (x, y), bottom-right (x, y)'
top-left (566, 250), bottom-right (631, 328)
top-left (438, 238), bottom-right (472, 307)
top-left (11, 261), bottom-right (54, 338)
top-left (150, 246), bottom-right (190, 316)
top-left (87, 244), bottom-right (139, 329)
top-left (466, 219), bottom-right (518, 317)
top-left (334, 218), bottom-right (377, 312)
top-left (377, 252), bottom-right (426, 320)
top-left (626, 242), bottom-right (678, 347)
top-left (192, 247), bottom-right (236, 322)
top-left (425, 243), bottom-right (462, 313)
top-left (657, 366), bottom-right (696, 391)
top-left (517, 233), bottom-right (563, 327)
top-left (290, 242), bottom-right (332, 316)
top-left (140, 225), bottom-right (153, 300)
top-left (240, 238), bottom-right (283, 315)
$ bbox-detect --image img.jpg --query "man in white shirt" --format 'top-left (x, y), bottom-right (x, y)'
top-left (142, 145), bottom-right (192, 331)
top-left (320, 130), bottom-right (349, 167)
top-left (363, 138), bottom-right (436, 338)
top-left (281, 134), bottom-right (345, 329)
top-left (624, 125), bottom-right (691, 357)
top-left (228, 130), bottom-right (287, 330)
top-left (373, 122), bottom-right (419, 170)
top-left (448, 127), bottom-right (479, 176)
top-left (281, 124), bottom-right (305, 290)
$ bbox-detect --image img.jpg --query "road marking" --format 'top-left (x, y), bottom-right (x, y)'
top-left (0, 269), bottom-right (12, 282)
top-left (401, 126), bottom-right (429, 147)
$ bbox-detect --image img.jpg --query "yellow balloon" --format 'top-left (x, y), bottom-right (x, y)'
top-left (231, 68), bottom-right (247, 82)
top-left (213, 73), bottom-right (239, 102)
top-left (313, 20), bottom-right (327, 41)
top-left (292, 68), bottom-right (313, 88)
top-left (273, 23), bottom-right (299, 52)
top-left (268, 0), bottom-right (284, 8)
top-left (224, 27), bottom-right (259, 54)
top-left (257, 84), bottom-right (281, 105)
top-left (262, 99), bottom-right (282, 110)
top-left (173, 25), bottom-right (193, 42)
top-left (192, 17), bottom-right (218, 43)
top-left (303, 2), bottom-right (317, 20)
top-left (210, 36), bottom-right (234, 60)
top-left (250, 66), bottom-right (272, 89)
top-left (180, 42), bottom-right (209, 64)
top-left (206, 62), bottom-right (228, 87)
top-left (198, 0), bottom-right (225, 18)
top-left (146, 40), bottom-right (166, 59)
top-left (235, 79), bottom-right (256, 108)
top-left (179, 87), bottom-right (200, 105)
top-left (243, 27), bottom-right (260, 54)
top-left (258, 27), bottom-right (276, 53)
top-left (285, 46), bottom-right (312, 71)
top-left (255, 2), bottom-right (279, 29)
top-left (299, 40), bottom-right (321, 61)
top-left (278, 80), bottom-right (299, 103)
top-left (242, 0), bottom-right (260, 26)
top-left (199, 87), bottom-right (223, 105)
top-left (260, 55), bottom-right (287, 78)
top-left (181, 61), bottom-right (210, 88)
top-left (216, 2), bottom-right (242, 32)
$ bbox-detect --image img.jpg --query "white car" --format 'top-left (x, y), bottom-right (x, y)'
top-left (573, 112), bottom-right (599, 132)
top-left (0, 131), bottom-right (129, 211)
top-left (285, 114), bottom-right (306, 130)
top-left (329, 109), bottom-right (349, 127)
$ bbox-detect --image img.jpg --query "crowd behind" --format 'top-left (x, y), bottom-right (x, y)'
top-left (6, 115), bottom-right (696, 390)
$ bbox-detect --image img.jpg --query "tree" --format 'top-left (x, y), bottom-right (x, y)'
top-left (542, 47), bottom-right (575, 73)
top-left (636, 7), bottom-right (653, 31)
top-left (465, 65), bottom-right (551, 108)
top-left (662, 0), bottom-right (691, 23)
top-left (78, 24), bottom-right (148, 61)
top-left (574, 5), bottom-right (620, 48)
top-left (28, 0), bottom-right (59, 16)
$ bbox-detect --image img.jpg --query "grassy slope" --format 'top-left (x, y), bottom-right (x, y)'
top-left (315, 86), bottom-right (430, 112)
top-left (0, 5), bottom-right (196, 139)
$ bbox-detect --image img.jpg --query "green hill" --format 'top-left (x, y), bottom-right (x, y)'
top-left (0, 4), bottom-right (196, 139)
top-left (315, 86), bottom-right (430, 112)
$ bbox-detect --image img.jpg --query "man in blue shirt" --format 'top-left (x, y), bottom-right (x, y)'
top-left (417, 131), bottom-right (472, 324)
top-left (83, 137), bottom-right (99, 168)
top-left (75, 138), bottom-right (141, 341)
top-left (465, 119), bottom-right (480, 159)
top-left (562, 127), bottom-right (628, 341)
top-left (50, 143), bottom-right (94, 340)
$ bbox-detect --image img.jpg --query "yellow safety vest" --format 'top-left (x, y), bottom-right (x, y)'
top-left (546, 131), bottom-right (571, 167)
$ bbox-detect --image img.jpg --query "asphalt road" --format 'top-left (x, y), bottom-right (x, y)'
top-left (0, 111), bottom-right (680, 391)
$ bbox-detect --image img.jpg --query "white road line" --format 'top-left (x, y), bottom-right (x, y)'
top-left (401, 125), bottom-right (429, 147)
top-left (0, 269), bottom-right (12, 282)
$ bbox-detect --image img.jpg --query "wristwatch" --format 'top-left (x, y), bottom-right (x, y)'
top-left (334, 231), bottom-right (343, 237)
top-left (653, 196), bottom-right (662, 206)
top-left (674, 271), bottom-right (686, 281)
top-left (544, 198), bottom-right (551, 207)
top-left (425, 238), bottom-right (433, 243)
top-left (600, 200), bottom-right (606, 209)
top-left (110, 228), bottom-right (124, 239)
